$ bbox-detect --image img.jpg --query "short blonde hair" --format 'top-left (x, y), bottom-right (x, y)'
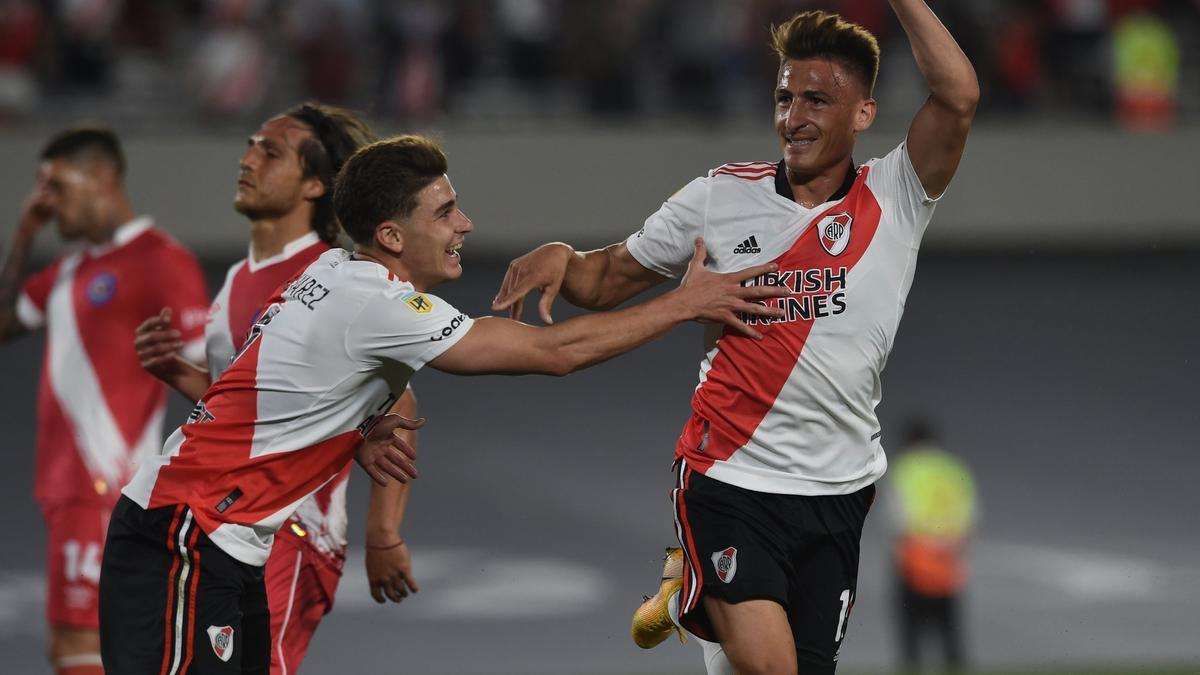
top-left (771, 10), bottom-right (881, 96)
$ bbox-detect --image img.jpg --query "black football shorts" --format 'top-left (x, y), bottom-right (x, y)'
top-left (99, 495), bottom-right (270, 674)
top-left (671, 461), bottom-right (875, 673)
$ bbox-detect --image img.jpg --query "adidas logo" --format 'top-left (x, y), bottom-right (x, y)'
top-left (733, 236), bottom-right (761, 254)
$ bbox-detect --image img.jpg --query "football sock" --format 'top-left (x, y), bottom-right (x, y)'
top-left (668, 588), bottom-right (734, 675)
top-left (56, 652), bottom-right (104, 675)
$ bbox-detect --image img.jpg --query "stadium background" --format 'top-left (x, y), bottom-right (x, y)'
top-left (0, 1), bottom-right (1197, 673)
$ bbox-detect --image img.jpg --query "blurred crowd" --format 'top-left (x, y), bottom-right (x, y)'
top-left (0, 0), bottom-right (1196, 129)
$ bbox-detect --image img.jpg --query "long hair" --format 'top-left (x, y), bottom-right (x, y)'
top-left (284, 103), bottom-right (377, 244)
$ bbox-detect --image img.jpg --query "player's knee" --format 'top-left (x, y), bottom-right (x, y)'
top-left (721, 640), bottom-right (796, 675)
top-left (727, 655), bottom-right (795, 675)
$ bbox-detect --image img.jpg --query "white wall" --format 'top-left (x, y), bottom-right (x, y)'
top-left (2, 123), bottom-right (1196, 257)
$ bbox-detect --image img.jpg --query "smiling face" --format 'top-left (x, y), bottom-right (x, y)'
top-left (392, 175), bottom-right (473, 290)
top-left (234, 116), bottom-right (322, 221)
top-left (775, 58), bottom-right (875, 181)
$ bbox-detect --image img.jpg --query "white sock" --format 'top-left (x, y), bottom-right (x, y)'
top-left (667, 587), bottom-right (683, 629)
top-left (668, 589), bottom-right (734, 675)
top-left (701, 640), bottom-right (734, 675)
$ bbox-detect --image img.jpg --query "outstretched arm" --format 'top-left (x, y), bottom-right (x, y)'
top-left (492, 241), bottom-right (665, 324)
top-left (440, 240), bottom-right (784, 377)
top-left (890, 0), bottom-right (979, 199)
top-left (364, 388), bottom-right (420, 604)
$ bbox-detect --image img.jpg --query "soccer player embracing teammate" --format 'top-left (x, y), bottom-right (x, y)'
top-left (130, 103), bottom-right (421, 674)
top-left (493, 2), bottom-right (978, 673)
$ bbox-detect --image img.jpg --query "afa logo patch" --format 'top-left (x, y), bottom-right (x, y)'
top-left (402, 291), bottom-right (433, 314)
top-left (86, 272), bottom-right (117, 306)
top-left (817, 212), bottom-right (853, 256)
top-left (207, 625), bottom-right (234, 662)
top-left (711, 546), bottom-right (738, 583)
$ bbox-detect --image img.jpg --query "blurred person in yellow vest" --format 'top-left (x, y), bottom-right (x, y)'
top-left (1113, 10), bottom-right (1180, 131)
top-left (888, 418), bottom-right (977, 673)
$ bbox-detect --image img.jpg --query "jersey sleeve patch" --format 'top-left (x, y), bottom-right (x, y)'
top-left (401, 291), bottom-right (433, 314)
top-left (349, 290), bottom-right (474, 371)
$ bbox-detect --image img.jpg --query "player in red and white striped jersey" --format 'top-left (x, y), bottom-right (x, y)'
top-left (131, 103), bottom-right (420, 674)
top-left (0, 128), bottom-right (210, 675)
top-left (494, 3), bottom-right (978, 673)
top-left (98, 134), bottom-right (783, 674)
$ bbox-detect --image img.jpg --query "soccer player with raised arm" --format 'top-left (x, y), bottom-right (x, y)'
top-left (0, 128), bottom-right (210, 675)
top-left (130, 103), bottom-right (421, 674)
top-left (97, 135), bottom-right (786, 673)
top-left (492, 3), bottom-right (978, 673)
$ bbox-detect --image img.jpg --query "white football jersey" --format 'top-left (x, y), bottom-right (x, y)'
top-left (626, 143), bottom-right (939, 495)
top-left (124, 249), bottom-right (473, 565)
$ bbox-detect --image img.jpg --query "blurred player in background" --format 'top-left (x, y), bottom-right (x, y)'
top-left (132, 102), bottom-right (420, 674)
top-left (0, 128), bottom-right (209, 675)
top-left (493, 1), bottom-right (978, 672)
top-left (99, 134), bottom-right (784, 674)
top-left (888, 418), bottom-right (977, 673)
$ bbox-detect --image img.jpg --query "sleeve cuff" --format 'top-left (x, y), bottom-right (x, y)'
top-left (16, 292), bottom-right (44, 330)
top-left (180, 338), bottom-right (207, 366)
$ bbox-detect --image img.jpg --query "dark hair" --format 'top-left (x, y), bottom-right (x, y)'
top-left (771, 11), bottom-right (881, 96)
top-left (284, 102), bottom-right (376, 245)
top-left (40, 127), bottom-right (126, 177)
top-left (333, 135), bottom-right (448, 246)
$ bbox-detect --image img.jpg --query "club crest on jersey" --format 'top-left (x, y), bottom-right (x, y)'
top-left (86, 272), bottom-right (117, 306)
top-left (817, 212), bottom-right (853, 256)
top-left (207, 625), bottom-right (234, 662)
top-left (711, 547), bottom-right (738, 583)
top-left (402, 291), bottom-right (433, 314)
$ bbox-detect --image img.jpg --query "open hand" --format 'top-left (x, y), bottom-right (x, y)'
top-left (356, 413), bottom-right (424, 486)
top-left (491, 242), bottom-right (575, 324)
top-left (676, 239), bottom-right (787, 339)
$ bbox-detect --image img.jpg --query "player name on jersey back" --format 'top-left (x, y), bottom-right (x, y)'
top-left (124, 249), bottom-right (474, 565)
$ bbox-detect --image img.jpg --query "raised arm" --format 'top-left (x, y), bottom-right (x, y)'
top-left (442, 240), bottom-right (783, 376)
top-left (0, 185), bottom-right (53, 342)
top-left (890, 0), bottom-right (979, 199)
top-left (491, 241), bottom-right (665, 324)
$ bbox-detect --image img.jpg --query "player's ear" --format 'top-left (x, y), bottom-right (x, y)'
top-left (854, 98), bottom-right (876, 133)
top-left (375, 220), bottom-right (403, 255)
top-left (300, 175), bottom-right (326, 201)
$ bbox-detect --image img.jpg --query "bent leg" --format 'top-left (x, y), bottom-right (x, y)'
top-left (704, 596), bottom-right (796, 675)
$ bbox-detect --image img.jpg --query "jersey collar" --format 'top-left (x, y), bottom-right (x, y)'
top-left (87, 215), bottom-right (153, 256)
top-left (246, 231), bottom-right (322, 272)
top-left (774, 160), bottom-right (857, 206)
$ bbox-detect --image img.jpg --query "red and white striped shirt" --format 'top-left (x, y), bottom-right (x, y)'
top-left (205, 231), bottom-right (355, 561)
top-left (17, 217), bottom-right (209, 505)
top-left (125, 249), bottom-right (473, 565)
top-left (626, 143), bottom-right (940, 496)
